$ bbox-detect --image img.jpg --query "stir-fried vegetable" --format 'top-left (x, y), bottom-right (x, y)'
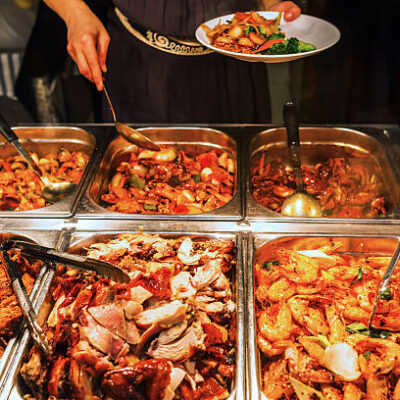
top-left (202, 11), bottom-right (315, 55)
top-left (102, 146), bottom-right (235, 214)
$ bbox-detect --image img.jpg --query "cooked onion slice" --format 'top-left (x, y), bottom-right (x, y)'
top-left (323, 343), bottom-right (361, 381)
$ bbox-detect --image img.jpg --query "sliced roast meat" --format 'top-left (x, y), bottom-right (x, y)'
top-left (135, 300), bottom-right (187, 329)
top-left (191, 259), bottom-right (222, 290)
top-left (130, 285), bottom-right (153, 304)
top-left (88, 304), bottom-right (126, 338)
top-left (171, 271), bottom-right (196, 299)
top-left (79, 312), bottom-right (128, 359)
top-left (157, 321), bottom-right (188, 345)
top-left (148, 322), bottom-right (204, 362)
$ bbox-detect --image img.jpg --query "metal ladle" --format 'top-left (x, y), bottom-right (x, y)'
top-left (0, 115), bottom-right (76, 203)
top-left (103, 82), bottom-right (161, 151)
top-left (281, 102), bottom-right (322, 217)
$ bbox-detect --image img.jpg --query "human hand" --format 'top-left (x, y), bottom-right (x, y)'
top-left (270, 1), bottom-right (301, 21)
top-left (64, 2), bottom-right (110, 90)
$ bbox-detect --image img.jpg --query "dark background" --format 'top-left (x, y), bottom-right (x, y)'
top-left (0, 0), bottom-right (398, 125)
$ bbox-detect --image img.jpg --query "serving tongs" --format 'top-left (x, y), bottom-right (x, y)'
top-left (367, 241), bottom-right (400, 330)
top-left (0, 240), bottom-right (130, 356)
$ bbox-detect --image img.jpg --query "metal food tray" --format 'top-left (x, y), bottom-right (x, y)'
top-left (246, 126), bottom-right (400, 222)
top-left (0, 126), bottom-right (97, 218)
top-left (0, 225), bottom-right (63, 392)
top-left (4, 229), bottom-right (246, 400)
top-left (247, 233), bottom-right (400, 400)
top-left (76, 127), bottom-right (243, 220)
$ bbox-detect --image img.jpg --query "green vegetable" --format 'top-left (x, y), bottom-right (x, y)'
top-left (267, 32), bottom-right (285, 40)
top-left (193, 173), bottom-right (201, 183)
top-left (309, 335), bottom-right (330, 349)
top-left (298, 40), bottom-right (316, 52)
top-left (289, 377), bottom-right (325, 400)
top-left (380, 287), bottom-right (392, 300)
top-left (262, 260), bottom-right (279, 270)
top-left (351, 267), bottom-right (363, 285)
top-left (129, 175), bottom-right (146, 189)
top-left (345, 322), bottom-right (391, 339)
top-left (322, 209), bottom-right (333, 216)
top-left (143, 203), bottom-right (157, 211)
top-left (264, 37), bottom-right (316, 55)
top-left (363, 351), bottom-right (371, 360)
top-left (244, 26), bottom-right (257, 34)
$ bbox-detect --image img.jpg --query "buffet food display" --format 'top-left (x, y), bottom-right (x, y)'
top-left (20, 233), bottom-right (238, 400)
top-left (251, 149), bottom-right (387, 218)
top-left (0, 149), bottom-right (89, 211)
top-left (0, 123), bottom-right (400, 400)
top-left (0, 245), bottom-right (41, 357)
top-left (102, 147), bottom-right (235, 214)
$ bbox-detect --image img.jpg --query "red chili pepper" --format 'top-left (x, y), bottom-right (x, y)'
top-left (174, 204), bottom-right (189, 214)
top-left (252, 39), bottom-right (285, 54)
top-left (234, 11), bottom-right (249, 21)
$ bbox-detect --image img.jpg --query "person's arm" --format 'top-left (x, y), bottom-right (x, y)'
top-left (258, 1), bottom-right (301, 21)
top-left (43, 0), bottom-right (109, 90)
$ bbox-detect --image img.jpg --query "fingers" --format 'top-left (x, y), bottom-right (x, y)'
top-left (97, 31), bottom-right (110, 74)
top-left (67, 33), bottom-right (105, 90)
top-left (270, 1), bottom-right (301, 21)
top-left (82, 35), bottom-right (104, 90)
top-left (67, 44), bottom-right (94, 83)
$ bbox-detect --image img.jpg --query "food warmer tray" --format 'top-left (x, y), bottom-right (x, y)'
top-left (0, 220), bottom-right (64, 393)
top-left (245, 124), bottom-right (400, 223)
top-left (75, 126), bottom-right (244, 221)
top-left (246, 232), bottom-right (400, 400)
top-left (0, 126), bottom-right (103, 218)
top-left (2, 228), bottom-right (246, 400)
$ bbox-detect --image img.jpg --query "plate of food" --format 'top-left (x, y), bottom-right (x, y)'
top-left (196, 11), bottom-right (340, 63)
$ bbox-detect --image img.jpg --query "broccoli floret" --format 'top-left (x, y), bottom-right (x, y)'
top-left (265, 42), bottom-right (288, 55)
top-left (298, 40), bottom-right (316, 52)
top-left (244, 26), bottom-right (257, 34)
top-left (267, 32), bottom-right (285, 40)
top-left (286, 37), bottom-right (299, 53)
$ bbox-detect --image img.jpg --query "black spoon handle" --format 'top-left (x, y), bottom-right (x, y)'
top-left (283, 102), bottom-right (304, 192)
top-left (0, 113), bottom-right (19, 142)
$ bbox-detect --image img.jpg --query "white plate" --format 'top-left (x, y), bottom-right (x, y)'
top-left (195, 12), bottom-right (340, 63)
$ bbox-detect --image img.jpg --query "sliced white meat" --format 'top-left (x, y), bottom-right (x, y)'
top-left (125, 320), bottom-right (141, 345)
top-left (130, 285), bottom-right (153, 304)
top-left (163, 367), bottom-right (187, 400)
top-left (171, 271), bottom-right (196, 299)
top-left (213, 273), bottom-right (230, 291)
top-left (177, 238), bottom-right (200, 265)
top-left (191, 259), bottom-right (222, 290)
top-left (79, 313), bottom-right (128, 360)
top-left (135, 300), bottom-right (187, 329)
top-left (157, 321), bottom-right (188, 345)
top-left (47, 295), bottom-right (65, 328)
top-left (88, 304), bottom-right (126, 339)
top-left (148, 322), bottom-right (204, 361)
top-left (120, 300), bottom-right (143, 319)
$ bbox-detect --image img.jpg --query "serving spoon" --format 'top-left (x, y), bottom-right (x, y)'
top-left (0, 114), bottom-right (76, 203)
top-left (103, 82), bottom-right (161, 151)
top-left (280, 102), bottom-right (322, 217)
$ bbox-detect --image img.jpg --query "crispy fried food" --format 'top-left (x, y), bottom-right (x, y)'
top-left (255, 241), bottom-right (400, 399)
top-left (0, 148), bottom-right (89, 211)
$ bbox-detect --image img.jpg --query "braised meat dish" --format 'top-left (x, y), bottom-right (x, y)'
top-left (251, 150), bottom-right (387, 218)
top-left (255, 238), bottom-right (400, 400)
top-left (101, 147), bottom-right (235, 214)
top-left (0, 148), bottom-right (89, 211)
top-left (20, 233), bottom-right (237, 400)
top-left (0, 250), bottom-right (41, 357)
